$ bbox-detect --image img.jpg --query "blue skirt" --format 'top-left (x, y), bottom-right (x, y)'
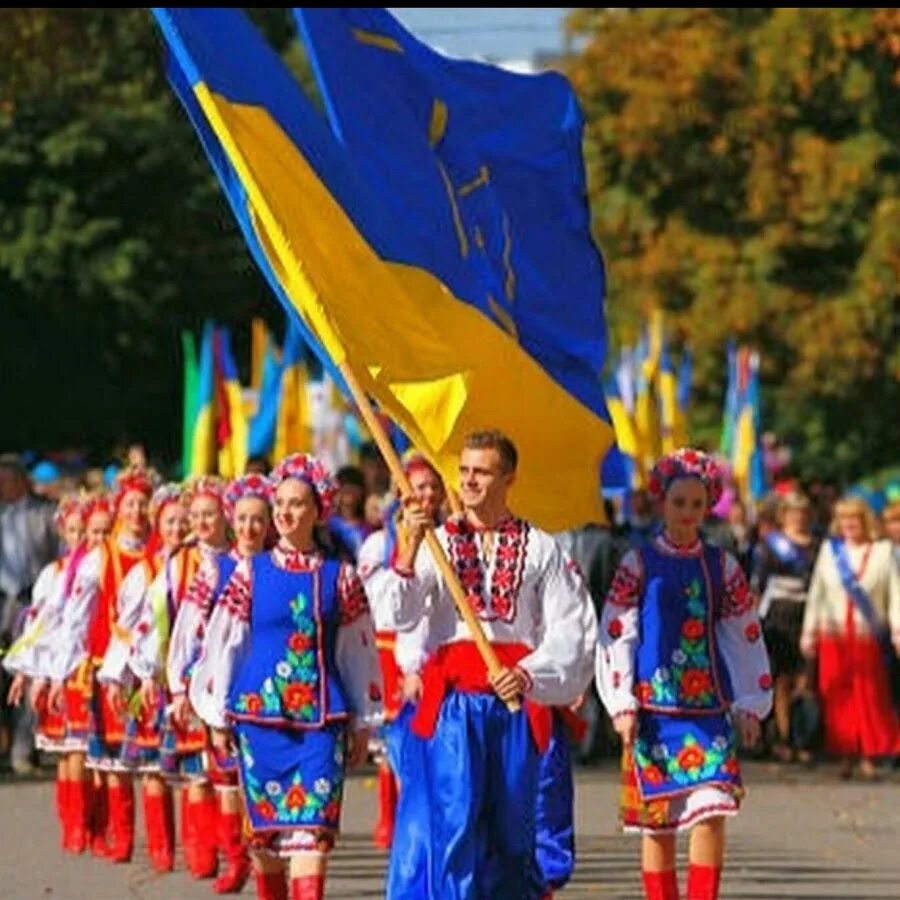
top-left (236, 720), bottom-right (347, 836)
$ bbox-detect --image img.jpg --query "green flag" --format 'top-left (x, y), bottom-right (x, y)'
top-left (181, 330), bottom-right (199, 477)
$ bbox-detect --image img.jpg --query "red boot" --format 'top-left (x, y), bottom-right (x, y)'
top-left (187, 793), bottom-right (218, 878)
top-left (89, 779), bottom-right (110, 858)
top-left (256, 871), bottom-right (288, 900)
top-left (290, 874), bottom-right (325, 900)
top-left (143, 788), bottom-right (175, 873)
top-left (643, 869), bottom-right (680, 900)
top-left (68, 779), bottom-right (90, 854)
top-left (56, 777), bottom-right (70, 850)
top-left (180, 789), bottom-right (195, 872)
top-left (107, 780), bottom-right (135, 863)
top-left (212, 806), bottom-right (251, 893)
top-left (685, 864), bottom-right (721, 900)
top-left (372, 763), bottom-right (397, 850)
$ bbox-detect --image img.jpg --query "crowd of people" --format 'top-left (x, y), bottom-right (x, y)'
top-left (0, 439), bottom-right (897, 899)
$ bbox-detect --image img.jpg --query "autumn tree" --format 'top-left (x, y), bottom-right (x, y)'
top-left (567, 8), bottom-right (900, 482)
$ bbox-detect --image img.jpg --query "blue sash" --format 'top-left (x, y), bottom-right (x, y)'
top-left (766, 532), bottom-right (804, 571)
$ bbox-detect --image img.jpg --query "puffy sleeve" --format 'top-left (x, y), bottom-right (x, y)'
top-left (189, 559), bottom-right (252, 729)
top-left (715, 552), bottom-right (773, 720)
top-left (369, 537), bottom-right (440, 633)
top-left (518, 539), bottom-right (598, 706)
top-left (595, 549), bottom-right (643, 718)
top-left (97, 563), bottom-right (147, 685)
top-left (800, 542), bottom-right (830, 658)
top-left (129, 563), bottom-right (170, 682)
top-left (167, 554), bottom-right (217, 695)
top-left (48, 550), bottom-right (102, 683)
top-left (394, 617), bottom-right (431, 675)
top-left (3, 563), bottom-right (58, 677)
top-left (334, 562), bottom-right (382, 729)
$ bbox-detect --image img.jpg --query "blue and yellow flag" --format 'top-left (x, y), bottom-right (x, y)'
top-left (153, 8), bottom-right (614, 529)
top-left (214, 328), bottom-right (248, 478)
top-left (658, 338), bottom-right (678, 455)
top-left (274, 319), bottom-right (311, 459)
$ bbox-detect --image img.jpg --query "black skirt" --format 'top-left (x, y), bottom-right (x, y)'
top-left (763, 600), bottom-right (805, 678)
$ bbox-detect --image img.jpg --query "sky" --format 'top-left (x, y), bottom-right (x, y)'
top-left (388, 8), bottom-right (571, 63)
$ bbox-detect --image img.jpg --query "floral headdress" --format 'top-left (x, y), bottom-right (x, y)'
top-left (181, 475), bottom-right (225, 509)
top-left (270, 454), bottom-right (337, 520)
top-left (223, 474), bottom-right (274, 524)
top-left (648, 448), bottom-right (723, 508)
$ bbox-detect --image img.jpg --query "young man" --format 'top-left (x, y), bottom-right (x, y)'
top-left (375, 430), bottom-right (598, 900)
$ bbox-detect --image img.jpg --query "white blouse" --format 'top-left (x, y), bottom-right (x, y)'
top-left (165, 543), bottom-right (232, 695)
top-left (800, 539), bottom-right (900, 656)
top-left (595, 534), bottom-right (773, 720)
top-left (47, 547), bottom-right (104, 683)
top-left (189, 544), bottom-right (382, 731)
top-left (357, 528), bottom-right (433, 675)
top-left (96, 559), bottom-right (155, 687)
top-left (371, 517), bottom-right (598, 707)
top-left (2, 559), bottom-right (65, 679)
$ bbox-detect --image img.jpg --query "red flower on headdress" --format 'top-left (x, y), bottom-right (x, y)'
top-left (271, 454), bottom-right (337, 520)
top-left (224, 474), bottom-right (273, 524)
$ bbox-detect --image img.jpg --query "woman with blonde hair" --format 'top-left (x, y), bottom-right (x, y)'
top-left (752, 492), bottom-right (819, 762)
top-left (800, 496), bottom-right (900, 779)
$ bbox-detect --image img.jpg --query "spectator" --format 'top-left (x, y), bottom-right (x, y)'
top-left (882, 501), bottom-right (900, 564)
top-left (0, 454), bottom-right (59, 773)
top-left (328, 465), bottom-right (373, 560)
top-left (359, 440), bottom-right (391, 497)
top-left (30, 460), bottom-right (62, 502)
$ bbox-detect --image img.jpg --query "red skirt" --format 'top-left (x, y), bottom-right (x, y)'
top-left (818, 621), bottom-right (900, 757)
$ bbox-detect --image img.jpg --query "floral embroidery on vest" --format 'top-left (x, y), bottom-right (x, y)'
top-left (635, 578), bottom-right (716, 708)
top-left (239, 731), bottom-right (345, 826)
top-left (234, 590), bottom-right (320, 722)
top-left (446, 518), bottom-right (529, 622)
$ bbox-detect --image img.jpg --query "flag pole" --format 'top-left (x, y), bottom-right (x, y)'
top-left (336, 360), bottom-right (519, 712)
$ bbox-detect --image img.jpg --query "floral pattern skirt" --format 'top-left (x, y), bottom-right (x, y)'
top-left (621, 710), bottom-right (744, 833)
top-left (236, 720), bottom-right (347, 854)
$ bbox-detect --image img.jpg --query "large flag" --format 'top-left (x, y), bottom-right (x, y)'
top-left (189, 320), bottom-right (216, 475)
top-left (153, 8), bottom-right (615, 530)
top-left (214, 327), bottom-right (249, 478)
top-left (180, 329), bottom-right (199, 476)
top-left (733, 350), bottom-right (766, 502)
top-left (675, 345), bottom-right (692, 448)
top-left (658, 337), bottom-right (678, 455)
top-left (250, 317), bottom-right (269, 392)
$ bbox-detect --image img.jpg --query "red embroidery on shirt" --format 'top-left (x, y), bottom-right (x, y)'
top-left (607, 617), bottom-right (624, 639)
top-left (744, 622), bottom-right (761, 642)
top-left (605, 559), bottom-right (641, 609)
top-left (721, 566), bottom-right (755, 618)
top-left (446, 518), bottom-right (529, 623)
top-left (758, 672), bottom-right (773, 691)
top-left (338, 565), bottom-right (369, 626)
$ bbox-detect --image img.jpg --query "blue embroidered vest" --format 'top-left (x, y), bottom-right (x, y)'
top-left (211, 552), bottom-right (238, 609)
top-left (635, 542), bottom-right (733, 713)
top-left (228, 555), bottom-right (349, 727)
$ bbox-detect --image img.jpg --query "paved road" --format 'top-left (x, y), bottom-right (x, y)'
top-left (1, 761), bottom-right (898, 898)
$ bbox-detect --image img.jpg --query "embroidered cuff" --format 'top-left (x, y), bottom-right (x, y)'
top-left (613, 709), bottom-right (637, 720)
top-left (391, 563), bottom-right (415, 578)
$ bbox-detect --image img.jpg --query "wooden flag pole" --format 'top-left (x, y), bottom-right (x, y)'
top-left (336, 360), bottom-right (520, 713)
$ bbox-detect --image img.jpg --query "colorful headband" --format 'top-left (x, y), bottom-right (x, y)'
top-left (181, 475), bottom-right (226, 509)
top-left (149, 483), bottom-right (186, 529)
top-left (401, 449), bottom-right (442, 482)
top-left (223, 474), bottom-right (274, 524)
top-left (270, 453), bottom-right (337, 520)
top-left (113, 466), bottom-right (158, 512)
top-left (53, 495), bottom-right (85, 532)
top-left (648, 448), bottom-right (723, 508)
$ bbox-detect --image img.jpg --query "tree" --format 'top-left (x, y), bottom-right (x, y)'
top-left (567, 8), bottom-right (900, 482)
top-left (0, 9), bottom-right (304, 465)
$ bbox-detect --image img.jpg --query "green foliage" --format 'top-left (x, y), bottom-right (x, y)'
top-left (567, 8), bottom-right (900, 482)
top-left (0, 9), bottom-right (306, 463)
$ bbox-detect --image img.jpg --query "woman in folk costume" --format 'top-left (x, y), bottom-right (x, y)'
top-left (751, 492), bottom-right (819, 763)
top-left (800, 495), bottom-right (900, 779)
top-left (596, 449), bottom-right (772, 900)
top-left (4, 495), bottom-right (86, 851)
top-left (47, 469), bottom-right (155, 863)
top-left (190, 453), bottom-right (382, 900)
top-left (185, 473), bottom-right (274, 894)
top-left (357, 452), bottom-right (444, 851)
top-left (160, 474), bottom-right (232, 880)
top-left (95, 483), bottom-right (189, 872)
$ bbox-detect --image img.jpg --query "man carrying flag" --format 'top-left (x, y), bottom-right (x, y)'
top-left (377, 431), bottom-right (597, 900)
